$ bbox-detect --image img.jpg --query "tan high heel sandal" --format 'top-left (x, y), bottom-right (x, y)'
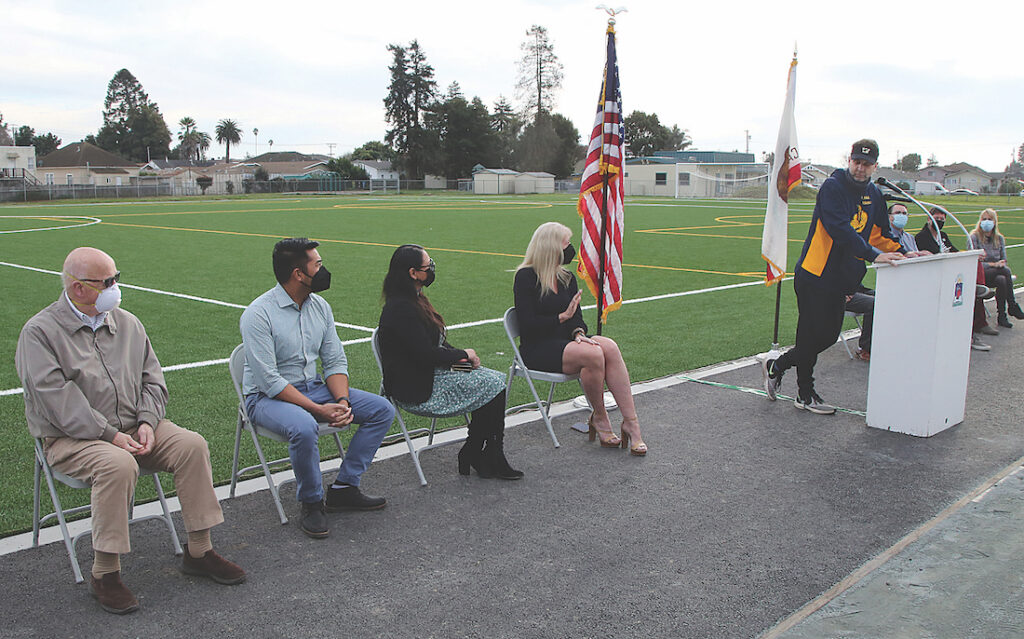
top-left (620, 420), bottom-right (648, 456)
top-left (587, 413), bottom-right (621, 447)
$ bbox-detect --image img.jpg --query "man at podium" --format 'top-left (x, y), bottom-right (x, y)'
top-left (763, 139), bottom-right (906, 414)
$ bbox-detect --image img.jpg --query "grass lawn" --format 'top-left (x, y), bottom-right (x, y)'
top-left (2, 191), bottom-right (1021, 537)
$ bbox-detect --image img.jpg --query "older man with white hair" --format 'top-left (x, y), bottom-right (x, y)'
top-left (16, 247), bottom-right (244, 615)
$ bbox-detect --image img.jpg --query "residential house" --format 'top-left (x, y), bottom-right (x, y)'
top-left (352, 159), bottom-right (399, 181)
top-left (917, 165), bottom-right (949, 183)
top-left (36, 142), bottom-right (139, 186)
top-left (1, 145), bottom-right (37, 178)
top-left (873, 167), bottom-right (918, 191)
top-left (941, 162), bottom-right (992, 193)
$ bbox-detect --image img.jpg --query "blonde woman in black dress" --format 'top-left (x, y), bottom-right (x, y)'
top-left (513, 222), bottom-right (647, 455)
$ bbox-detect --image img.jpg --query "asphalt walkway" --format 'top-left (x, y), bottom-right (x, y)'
top-left (2, 308), bottom-right (1023, 638)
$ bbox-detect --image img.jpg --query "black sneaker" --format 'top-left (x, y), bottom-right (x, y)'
top-left (794, 391), bottom-right (836, 415)
top-left (761, 358), bottom-right (783, 401)
top-left (300, 500), bottom-right (329, 539)
top-left (325, 485), bottom-right (387, 512)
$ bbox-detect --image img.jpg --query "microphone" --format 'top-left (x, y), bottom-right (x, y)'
top-left (875, 176), bottom-right (894, 189)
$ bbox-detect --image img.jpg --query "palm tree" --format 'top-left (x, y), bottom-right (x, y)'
top-left (215, 119), bottom-right (242, 163)
top-left (178, 117), bottom-right (198, 163)
top-left (197, 131), bottom-right (212, 161)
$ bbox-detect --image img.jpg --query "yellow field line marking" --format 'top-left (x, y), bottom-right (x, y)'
top-left (101, 206), bottom-right (328, 218)
top-left (100, 221), bottom-right (526, 258)
top-left (98, 200), bottom-right (553, 218)
top-left (638, 229), bottom-right (807, 243)
top-left (99, 221), bottom-right (760, 278)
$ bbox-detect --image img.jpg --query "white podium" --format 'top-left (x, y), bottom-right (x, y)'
top-left (866, 250), bottom-right (982, 437)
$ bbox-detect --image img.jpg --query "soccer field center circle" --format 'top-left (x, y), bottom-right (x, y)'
top-left (0, 215), bottom-right (101, 234)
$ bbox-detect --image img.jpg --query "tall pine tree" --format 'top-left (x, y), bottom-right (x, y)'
top-left (95, 69), bottom-right (171, 162)
top-left (383, 41), bottom-right (438, 179)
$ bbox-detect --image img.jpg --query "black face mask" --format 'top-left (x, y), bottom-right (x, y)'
top-left (421, 270), bottom-right (435, 287)
top-left (562, 244), bottom-right (577, 265)
top-left (935, 218), bottom-right (945, 230)
top-left (302, 265), bottom-right (331, 293)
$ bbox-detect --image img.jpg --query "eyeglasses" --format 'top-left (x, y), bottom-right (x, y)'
top-left (414, 259), bottom-right (435, 273)
top-left (78, 271), bottom-right (121, 289)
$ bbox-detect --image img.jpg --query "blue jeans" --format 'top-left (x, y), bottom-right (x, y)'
top-left (245, 379), bottom-right (395, 503)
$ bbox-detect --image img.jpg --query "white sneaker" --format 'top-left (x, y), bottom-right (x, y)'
top-left (971, 335), bottom-right (991, 351)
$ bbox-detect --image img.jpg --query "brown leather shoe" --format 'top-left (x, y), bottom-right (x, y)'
top-left (90, 571), bottom-right (140, 615)
top-left (181, 545), bottom-right (247, 585)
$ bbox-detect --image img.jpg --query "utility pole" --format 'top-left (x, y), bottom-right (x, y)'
top-left (745, 130), bottom-right (751, 154)
top-left (327, 143), bottom-right (336, 157)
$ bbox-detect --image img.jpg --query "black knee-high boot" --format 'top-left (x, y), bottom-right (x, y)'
top-left (457, 419), bottom-right (489, 477)
top-left (481, 391), bottom-right (523, 480)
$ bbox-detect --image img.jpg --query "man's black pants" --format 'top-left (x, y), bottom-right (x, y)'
top-left (775, 278), bottom-right (846, 397)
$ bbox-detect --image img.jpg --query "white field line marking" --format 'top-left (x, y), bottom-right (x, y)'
top-left (0, 275), bottom-right (775, 397)
top-left (0, 215), bottom-right (101, 234)
top-left (0, 261), bottom-right (373, 332)
top-left (0, 197), bottom-right (305, 211)
top-left (6, 252), bottom-right (1024, 397)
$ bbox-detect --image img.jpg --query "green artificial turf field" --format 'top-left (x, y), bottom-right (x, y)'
top-left (2, 192), bottom-right (1020, 536)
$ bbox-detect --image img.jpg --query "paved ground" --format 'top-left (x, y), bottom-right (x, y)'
top-left (2, 310), bottom-right (1023, 638)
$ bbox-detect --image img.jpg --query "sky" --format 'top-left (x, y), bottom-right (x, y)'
top-left (3, 0), bottom-right (1021, 172)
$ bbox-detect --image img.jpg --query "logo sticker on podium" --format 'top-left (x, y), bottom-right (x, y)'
top-left (953, 273), bottom-right (964, 307)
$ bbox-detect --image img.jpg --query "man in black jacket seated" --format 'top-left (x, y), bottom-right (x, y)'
top-left (914, 206), bottom-right (958, 254)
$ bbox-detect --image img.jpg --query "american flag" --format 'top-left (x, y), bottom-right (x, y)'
top-left (577, 24), bottom-right (624, 325)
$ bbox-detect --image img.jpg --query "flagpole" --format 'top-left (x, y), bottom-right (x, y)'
top-left (771, 282), bottom-right (782, 350)
top-left (596, 170), bottom-right (610, 335)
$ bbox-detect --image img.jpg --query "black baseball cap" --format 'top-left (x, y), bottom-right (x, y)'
top-left (850, 139), bottom-right (879, 164)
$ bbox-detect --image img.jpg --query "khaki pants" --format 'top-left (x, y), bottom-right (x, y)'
top-left (45, 419), bottom-right (224, 554)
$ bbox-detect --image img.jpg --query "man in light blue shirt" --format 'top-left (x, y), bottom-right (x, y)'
top-left (240, 238), bottom-right (394, 539)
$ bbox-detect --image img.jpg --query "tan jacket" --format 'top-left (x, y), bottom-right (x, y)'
top-left (15, 297), bottom-right (168, 441)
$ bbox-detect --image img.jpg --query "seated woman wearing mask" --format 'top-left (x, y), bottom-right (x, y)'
top-left (377, 244), bottom-right (522, 479)
top-left (971, 208), bottom-right (1024, 328)
top-left (513, 222), bottom-right (647, 456)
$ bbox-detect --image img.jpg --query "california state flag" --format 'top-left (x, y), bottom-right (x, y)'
top-left (761, 55), bottom-right (801, 285)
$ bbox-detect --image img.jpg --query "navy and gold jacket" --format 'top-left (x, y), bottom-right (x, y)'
top-left (794, 168), bottom-right (904, 294)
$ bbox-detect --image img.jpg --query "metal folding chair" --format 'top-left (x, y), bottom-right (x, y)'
top-left (32, 437), bottom-right (183, 584)
top-left (228, 344), bottom-right (348, 525)
top-left (369, 328), bottom-right (469, 487)
top-left (838, 311), bottom-right (864, 359)
top-left (502, 307), bottom-right (589, 448)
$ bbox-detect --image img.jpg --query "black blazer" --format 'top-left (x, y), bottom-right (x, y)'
top-left (378, 296), bottom-right (468, 404)
top-left (512, 267), bottom-right (588, 346)
top-left (915, 226), bottom-right (958, 254)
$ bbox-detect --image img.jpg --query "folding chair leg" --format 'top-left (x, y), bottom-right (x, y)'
top-left (32, 459), bottom-right (41, 547)
top-left (332, 433), bottom-right (345, 463)
top-left (504, 367), bottom-right (514, 414)
top-left (229, 418), bottom-right (243, 498)
top-left (523, 375), bottom-right (560, 448)
top-left (249, 428), bottom-right (288, 525)
top-left (427, 417), bottom-right (439, 445)
top-left (39, 463), bottom-right (84, 584)
top-left (394, 409), bottom-right (428, 486)
top-left (840, 333), bottom-right (854, 359)
top-left (151, 474), bottom-right (183, 556)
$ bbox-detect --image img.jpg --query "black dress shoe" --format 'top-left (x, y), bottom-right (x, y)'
top-left (300, 500), bottom-right (329, 538)
top-left (998, 314), bottom-right (1013, 328)
top-left (325, 485), bottom-right (387, 511)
